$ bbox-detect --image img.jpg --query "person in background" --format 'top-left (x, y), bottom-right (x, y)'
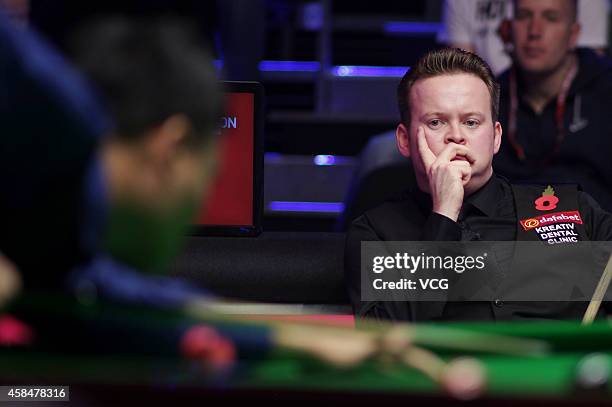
top-left (438, 0), bottom-right (609, 75)
top-left (493, 0), bottom-right (612, 212)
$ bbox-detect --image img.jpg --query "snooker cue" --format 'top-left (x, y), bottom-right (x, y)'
top-left (582, 251), bottom-right (612, 324)
top-left (276, 322), bottom-right (485, 399)
top-left (401, 347), bottom-right (486, 400)
top-left (402, 346), bottom-right (445, 381)
top-left (185, 300), bottom-right (548, 357)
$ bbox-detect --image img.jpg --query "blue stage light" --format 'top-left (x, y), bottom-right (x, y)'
top-left (268, 201), bottom-right (345, 213)
top-left (314, 155), bottom-right (336, 166)
top-left (384, 21), bottom-right (442, 35)
top-left (333, 65), bottom-right (409, 78)
top-left (259, 60), bottom-right (321, 72)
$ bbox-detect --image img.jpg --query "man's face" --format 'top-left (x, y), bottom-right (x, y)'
top-left (403, 73), bottom-right (502, 195)
top-left (155, 140), bottom-right (219, 215)
top-left (512, 0), bottom-right (580, 74)
top-left (104, 133), bottom-right (219, 274)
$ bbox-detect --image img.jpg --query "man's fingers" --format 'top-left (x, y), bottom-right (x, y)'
top-left (416, 127), bottom-right (436, 169)
top-left (437, 143), bottom-right (473, 163)
top-left (436, 143), bottom-right (475, 164)
top-left (449, 161), bottom-right (472, 185)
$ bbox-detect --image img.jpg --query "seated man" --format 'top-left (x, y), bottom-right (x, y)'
top-left (344, 47), bottom-right (612, 322)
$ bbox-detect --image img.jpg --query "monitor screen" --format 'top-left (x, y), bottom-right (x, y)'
top-left (192, 81), bottom-right (263, 236)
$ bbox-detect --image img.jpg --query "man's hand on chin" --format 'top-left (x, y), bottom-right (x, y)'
top-left (416, 127), bottom-right (473, 222)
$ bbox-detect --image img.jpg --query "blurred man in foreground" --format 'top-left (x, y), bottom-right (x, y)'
top-left (0, 14), bottom-right (226, 359)
top-left (66, 18), bottom-right (222, 306)
top-left (0, 12), bottom-right (221, 303)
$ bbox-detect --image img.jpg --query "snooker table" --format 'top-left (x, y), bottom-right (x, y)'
top-left (1, 297), bottom-right (612, 405)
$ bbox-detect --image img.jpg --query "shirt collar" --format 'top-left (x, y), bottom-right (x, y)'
top-left (412, 174), bottom-right (504, 219)
top-left (463, 174), bottom-right (503, 218)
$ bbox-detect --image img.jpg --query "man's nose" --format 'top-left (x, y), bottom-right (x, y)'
top-left (528, 17), bottom-right (543, 38)
top-left (445, 125), bottom-right (466, 144)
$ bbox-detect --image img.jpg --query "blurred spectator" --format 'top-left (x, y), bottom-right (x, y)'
top-left (493, 0), bottom-right (612, 211)
top-left (438, 0), bottom-right (610, 75)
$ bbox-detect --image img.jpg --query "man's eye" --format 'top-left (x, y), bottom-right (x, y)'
top-left (465, 119), bottom-right (479, 128)
top-left (428, 119), bottom-right (443, 128)
top-left (515, 10), bottom-right (530, 20)
top-left (543, 12), bottom-right (560, 22)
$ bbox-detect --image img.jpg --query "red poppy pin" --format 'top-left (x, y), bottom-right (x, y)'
top-left (534, 185), bottom-right (559, 211)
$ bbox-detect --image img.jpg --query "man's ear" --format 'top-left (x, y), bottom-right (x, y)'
top-left (493, 121), bottom-right (503, 154)
top-left (146, 114), bottom-right (191, 166)
top-left (396, 123), bottom-right (411, 158)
